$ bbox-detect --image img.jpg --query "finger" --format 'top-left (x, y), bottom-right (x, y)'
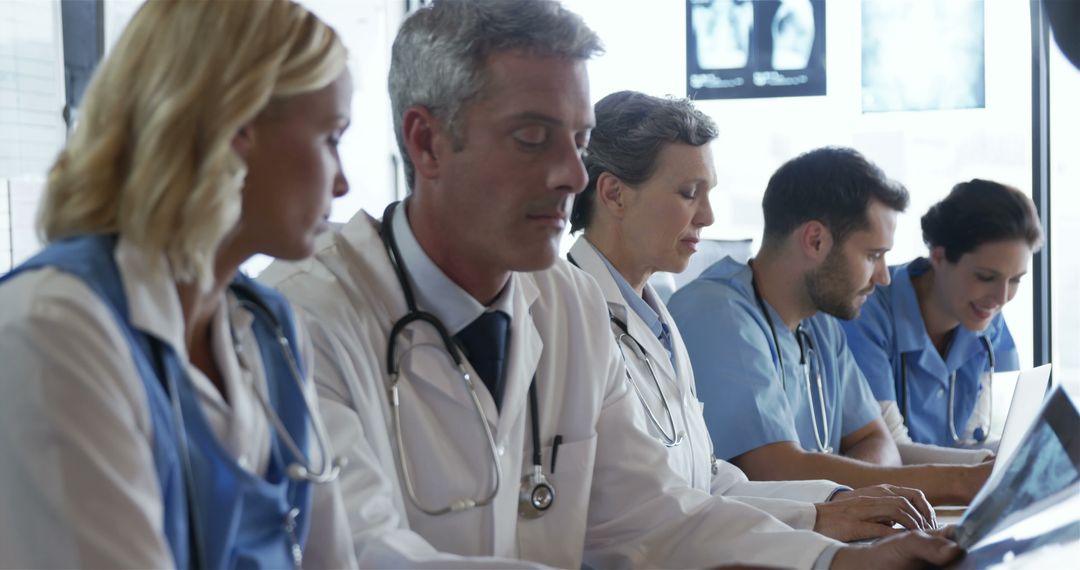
top-left (932, 525), bottom-right (957, 540)
top-left (893, 532), bottom-right (963, 567)
top-left (852, 499), bottom-right (920, 532)
top-left (852, 521), bottom-right (901, 541)
top-left (892, 487), bottom-right (935, 527)
top-left (894, 497), bottom-right (933, 531)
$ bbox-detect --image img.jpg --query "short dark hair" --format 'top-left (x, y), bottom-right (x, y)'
top-left (761, 147), bottom-right (909, 245)
top-left (922, 179), bottom-right (1043, 262)
top-left (570, 90), bottom-right (718, 233)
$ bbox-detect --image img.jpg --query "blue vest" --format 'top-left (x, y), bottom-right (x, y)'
top-left (2, 235), bottom-right (313, 568)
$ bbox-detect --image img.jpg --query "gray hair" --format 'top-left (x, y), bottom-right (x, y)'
top-left (570, 90), bottom-right (719, 233)
top-left (389, 0), bottom-right (603, 190)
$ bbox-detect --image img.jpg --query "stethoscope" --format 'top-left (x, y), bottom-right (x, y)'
top-left (899, 336), bottom-right (995, 444)
top-left (610, 314), bottom-right (685, 447)
top-left (162, 282), bottom-right (346, 569)
top-left (750, 272), bottom-right (833, 454)
top-left (566, 254), bottom-right (684, 447)
top-left (379, 201), bottom-right (554, 518)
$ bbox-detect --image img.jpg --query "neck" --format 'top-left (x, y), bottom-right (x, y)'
top-left (583, 228), bottom-right (651, 296)
top-left (752, 246), bottom-right (816, 331)
top-left (911, 267), bottom-right (959, 354)
top-left (406, 195), bottom-right (510, 306)
top-left (177, 243), bottom-right (243, 351)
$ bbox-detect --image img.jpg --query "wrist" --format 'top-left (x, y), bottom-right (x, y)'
top-left (828, 545), bottom-right (862, 569)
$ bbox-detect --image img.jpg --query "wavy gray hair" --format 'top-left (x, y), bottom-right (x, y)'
top-left (389, 0), bottom-right (603, 190)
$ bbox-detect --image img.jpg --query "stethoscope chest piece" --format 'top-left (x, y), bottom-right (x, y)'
top-left (518, 465), bottom-right (555, 519)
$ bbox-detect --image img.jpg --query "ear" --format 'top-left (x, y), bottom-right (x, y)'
top-left (231, 123), bottom-right (256, 160)
top-left (796, 220), bottom-right (833, 263)
top-left (595, 171), bottom-right (628, 219)
top-left (929, 245), bottom-right (947, 269)
top-left (401, 105), bottom-right (446, 182)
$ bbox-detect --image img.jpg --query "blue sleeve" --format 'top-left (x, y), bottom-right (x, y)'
top-left (838, 291), bottom-right (898, 402)
top-left (668, 281), bottom-right (801, 461)
top-left (990, 314), bottom-right (1020, 371)
top-left (829, 319), bottom-right (883, 437)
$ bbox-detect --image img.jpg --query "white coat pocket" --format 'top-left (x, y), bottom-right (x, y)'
top-left (516, 434), bottom-right (598, 568)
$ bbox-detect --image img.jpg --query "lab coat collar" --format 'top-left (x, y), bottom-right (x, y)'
top-left (117, 236), bottom-right (254, 410)
top-left (568, 237), bottom-right (678, 381)
top-left (390, 200), bottom-right (516, 333)
top-left (116, 236), bottom-right (188, 358)
top-left (326, 208), bottom-right (540, 425)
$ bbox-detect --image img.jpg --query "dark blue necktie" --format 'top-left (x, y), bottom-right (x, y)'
top-left (454, 311), bottom-right (510, 410)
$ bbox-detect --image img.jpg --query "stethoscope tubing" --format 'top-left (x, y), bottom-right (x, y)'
top-left (750, 270), bottom-right (832, 454)
top-left (899, 335), bottom-right (995, 445)
top-left (379, 201), bottom-right (549, 517)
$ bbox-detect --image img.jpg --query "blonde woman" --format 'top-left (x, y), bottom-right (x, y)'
top-left (568, 91), bottom-right (940, 543)
top-left (0, 1), bottom-right (355, 567)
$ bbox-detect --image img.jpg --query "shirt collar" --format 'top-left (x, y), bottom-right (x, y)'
top-left (116, 235), bottom-right (189, 357)
top-left (589, 239), bottom-right (669, 342)
top-left (391, 200), bottom-right (515, 334)
top-left (889, 258), bottom-right (931, 354)
top-left (891, 257), bottom-right (995, 369)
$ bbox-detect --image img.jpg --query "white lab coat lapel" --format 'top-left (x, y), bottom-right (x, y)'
top-left (567, 239), bottom-right (680, 394)
top-left (568, 237), bottom-right (715, 490)
top-left (317, 213), bottom-right (481, 415)
top-left (495, 275), bottom-right (543, 438)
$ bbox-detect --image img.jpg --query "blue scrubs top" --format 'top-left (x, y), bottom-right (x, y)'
top-left (839, 257), bottom-right (1019, 446)
top-left (668, 257), bottom-right (882, 461)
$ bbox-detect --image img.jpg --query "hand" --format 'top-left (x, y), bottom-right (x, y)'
top-left (831, 528), bottom-right (963, 570)
top-left (832, 484), bottom-right (936, 529)
top-left (814, 494), bottom-right (933, 542)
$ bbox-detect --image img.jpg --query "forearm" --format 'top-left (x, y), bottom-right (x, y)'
top-left (843, 432), bottom-right (902, 466)
top-left (738, 451), bottom-right (979, 505)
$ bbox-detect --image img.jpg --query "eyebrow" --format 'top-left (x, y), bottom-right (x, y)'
top-left (976, 267), bottom-right (1029, 278)
top-left (506, 111), bottom-right (594, 131)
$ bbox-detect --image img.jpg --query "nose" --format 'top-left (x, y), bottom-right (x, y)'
top-left (694, 192), bottom-right (715, 228)
top-left (333, 165), bottom-right (349, 199)
top-left (550, 139), bottom-right (589, 195)
top-left (873, 257), bottom-right (891, 287)
top-left (994, 280), bottom-right (1010, 306)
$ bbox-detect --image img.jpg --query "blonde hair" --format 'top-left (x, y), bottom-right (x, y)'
top-left (39, 0), bottom-right (347, 288)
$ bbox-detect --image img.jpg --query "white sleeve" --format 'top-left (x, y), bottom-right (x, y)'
top-left (583, 335), bottom-right (838, 570)
top-left (710, 458), bottom-right (833, 530)
top-left (303, 311), bottom-right (548, 570)
top-left (0, 270), bottom-right (173, 569)
top-left (880, 401), bottom-right (993, 465)
top-left (291, 312), bottom-right (359, 569)
top-left (880, 400), bottom-right (915, 444)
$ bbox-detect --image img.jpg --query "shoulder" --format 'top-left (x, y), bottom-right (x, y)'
top-left (527, 258), bottom-right (608, 318)
top-left (669, 257), bottom-right (757, 325)
top-left (1, 267), bottom-right (116, 332)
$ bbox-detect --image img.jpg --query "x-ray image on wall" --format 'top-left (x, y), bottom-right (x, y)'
top-left (686, 0), bottom-right (826, 100)
top-left (862, 0), bottom-right (985, 113)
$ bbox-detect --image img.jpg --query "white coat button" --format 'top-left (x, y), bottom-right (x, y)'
top-left (497, 444), bottom-right (506, 456)
top-left (238, 456), bottom-right (251, 470)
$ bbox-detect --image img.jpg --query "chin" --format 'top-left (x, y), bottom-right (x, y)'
top-left (506, 242), bottom-right (559, 272)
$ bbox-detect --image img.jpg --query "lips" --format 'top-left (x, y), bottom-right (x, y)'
top-left (526, 209), bottom-right (568, 230)
top-left (970, 302), bottom-right (998, 321)
top-left (680, 236), bottom-right (700, 253)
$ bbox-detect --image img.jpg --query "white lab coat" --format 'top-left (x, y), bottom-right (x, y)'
top-left (262, 211), bottom-right (839, 569)
top-left (0, 237), bottom-right (356, 569)
top-left (569, 237), bottom-right (842, 529)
